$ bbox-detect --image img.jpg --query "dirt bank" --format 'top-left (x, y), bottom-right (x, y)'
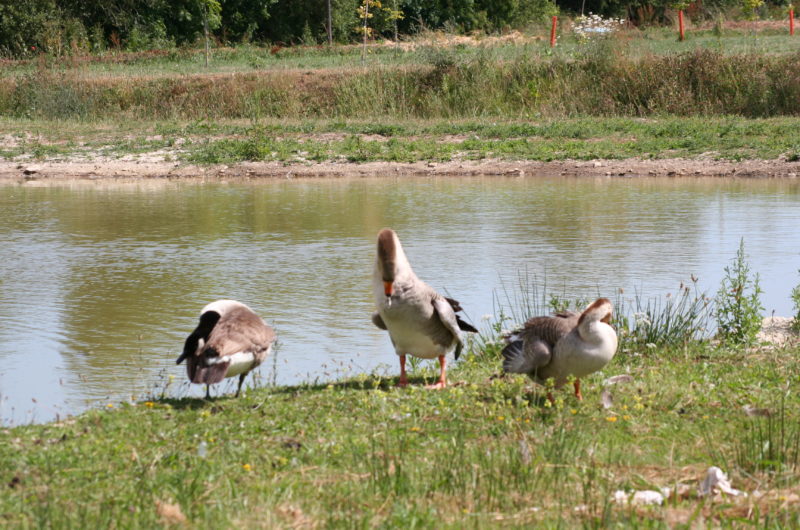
top-left (3, 157), bottom-right (800, 183)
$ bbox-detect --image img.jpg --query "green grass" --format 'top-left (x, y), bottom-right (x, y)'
top-left (3, 26), bottom-right (800, 81)
top-left (3, 36), bottom-right (800, 122)
top-left (2, 337), bottom-right (799, 527)
top-left (3, 116), bottom-right (799, 164)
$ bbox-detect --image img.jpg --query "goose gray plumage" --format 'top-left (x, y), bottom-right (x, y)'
top-left (371, 228), bottom-right (478, 389)
top-left (176, 300), bottom-right (276, 399)
top-left (502, 298), bottom-right (617, 402)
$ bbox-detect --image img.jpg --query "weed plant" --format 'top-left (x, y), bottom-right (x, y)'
top-left (715, 238), bottom-right (764, 344)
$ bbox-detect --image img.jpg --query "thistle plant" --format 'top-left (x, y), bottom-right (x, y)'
top-left (715, 238), bottom-right (764, 344)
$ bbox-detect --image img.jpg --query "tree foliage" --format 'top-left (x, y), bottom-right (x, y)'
top-left (0, 0), bottom-right (752, 57)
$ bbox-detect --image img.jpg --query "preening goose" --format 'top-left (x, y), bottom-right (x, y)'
top-left (176, 300), bottom-right (276, 399)
top-left (502, 298), bottom-right (617, 402)
top-left (371, 228), bottom-right (478, 389)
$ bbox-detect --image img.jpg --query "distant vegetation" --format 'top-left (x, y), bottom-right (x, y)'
top-left (0, 0), bottom-right (793, 58)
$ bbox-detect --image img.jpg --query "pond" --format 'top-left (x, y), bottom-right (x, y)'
top-left (1, 176), bottom-right (799, 426)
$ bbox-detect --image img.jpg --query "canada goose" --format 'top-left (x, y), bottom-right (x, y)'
top-left (371, 228), bottom-right (478, 389)
top-left (176, 300), bottom-right (276, 399)
top-left (502, 298), bottom-right (617, 402)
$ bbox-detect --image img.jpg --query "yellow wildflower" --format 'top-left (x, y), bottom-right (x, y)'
top-left (606, 416), bottom-right (618, 423)
top-left (242, 464), bottom-right (252, 472)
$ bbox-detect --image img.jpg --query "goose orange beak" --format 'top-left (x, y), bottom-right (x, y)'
top-left (383, 281), bottom-right (393, 296)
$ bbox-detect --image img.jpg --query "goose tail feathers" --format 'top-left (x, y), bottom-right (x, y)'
top-left (501, 338), bottom-right (533, 374)
top-left (456, 315), bottom-right (478, 333)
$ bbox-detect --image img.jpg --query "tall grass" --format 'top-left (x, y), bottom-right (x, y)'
top-left (734, 393), bottom-right (800, 486)
top-left (616, 281), bottom-right (714, 348)
top-left (3, 48), bottom-right (800, 121)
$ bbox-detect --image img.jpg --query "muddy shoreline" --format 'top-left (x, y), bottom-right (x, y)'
top-left (2, 157), bottom-right (800, 183)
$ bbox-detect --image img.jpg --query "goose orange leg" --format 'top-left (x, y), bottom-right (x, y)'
top-left (426, 355), bottom-right (447, 390)
top-left (574, 379), bottom-right (583, 401)
top-left (396, 354), bottom-right (409, 388)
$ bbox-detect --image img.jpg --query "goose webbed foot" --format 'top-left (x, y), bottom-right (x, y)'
top-left (425, 355), bottom-right (447, 390)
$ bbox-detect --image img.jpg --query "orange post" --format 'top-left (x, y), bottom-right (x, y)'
top-left (678, 10), bottom-right (685, 41)
top-left (791, 8), bottom-right (795, 36)
top-left (550, 16), bottom-right (558, 48)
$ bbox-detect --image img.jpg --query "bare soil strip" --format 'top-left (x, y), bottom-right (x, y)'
top-left (3, 157), bottom-right (800, 183)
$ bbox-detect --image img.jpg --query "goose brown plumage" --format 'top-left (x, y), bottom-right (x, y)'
top-left (176, 300), bottom-right (276, 399)
top-left (502, 298), bottom-right (617, 402)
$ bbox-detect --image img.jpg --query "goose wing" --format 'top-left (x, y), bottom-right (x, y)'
top-left (502, 311), bottom-right (578, 375)
top-left (432, 294), bottom-right (467, 359)
top-left (371, 311), bottom-right (387, 330)
top-left (519, 311), bottom-right (578, 348)
top-left (445, 296), bottom-right (478, 333)
top-left (204, 306), bottom-right (275, 359)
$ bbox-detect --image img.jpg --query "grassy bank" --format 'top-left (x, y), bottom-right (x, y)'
top-left (2, 335), bottom-right (799, 527)
top-left (3, 44), bottom-right (800, 122)
top-left (2, 29), bottom-right (800, 169)
top-left (3, 116), bottom-right (800, 165)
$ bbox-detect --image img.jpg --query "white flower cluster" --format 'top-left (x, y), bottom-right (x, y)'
top-left (573, 13), bottom-right (626, 40)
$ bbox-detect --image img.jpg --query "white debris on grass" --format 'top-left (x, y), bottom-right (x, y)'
top-left (699, 467), bottom-right (745, 497)
top-left (612, 489), bottom-right (665, 506)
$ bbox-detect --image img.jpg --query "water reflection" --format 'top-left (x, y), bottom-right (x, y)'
top-left (1, 177), bottom-right (799, 425)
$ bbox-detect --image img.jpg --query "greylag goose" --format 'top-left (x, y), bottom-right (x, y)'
top-left (502, 298), bottom-right (617, 402)
top-left (371, 228), bottom-right (478, 389)
top-left (176, 300), bottom-right (276, 398)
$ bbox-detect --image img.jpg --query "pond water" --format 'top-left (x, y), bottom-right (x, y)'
top-left (1, 176), bottom-right (799, 426)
